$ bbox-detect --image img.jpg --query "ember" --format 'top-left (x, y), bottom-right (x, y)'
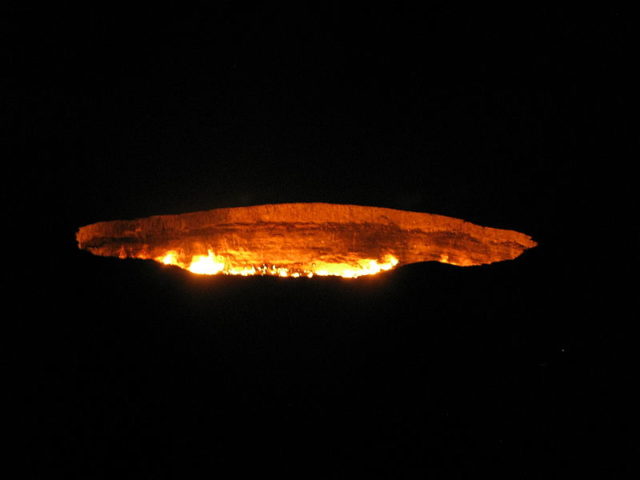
top-left (76, 203), bottom-right (536, 278)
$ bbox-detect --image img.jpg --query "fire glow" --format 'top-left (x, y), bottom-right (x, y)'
top-left (156, 248), bottom-right (399, 278)
top-left (76, 203), bottom-right (536, 278)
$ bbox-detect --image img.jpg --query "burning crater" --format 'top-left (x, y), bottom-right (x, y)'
top-left (76, 203), bottom-right (536, 278)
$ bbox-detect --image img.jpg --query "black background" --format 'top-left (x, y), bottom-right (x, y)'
top-left (7, 5), bottom-right (635, 478)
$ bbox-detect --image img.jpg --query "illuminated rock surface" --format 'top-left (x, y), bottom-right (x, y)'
top-left (76, 203), bottom-right (537, 277)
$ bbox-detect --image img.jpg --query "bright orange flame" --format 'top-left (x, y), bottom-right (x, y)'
top-left (311, 255), bottom-right (399, 278)
top-left (186, 250), bottom-right (225, 275)
top-left (154, 249), bottom-right (399, 278)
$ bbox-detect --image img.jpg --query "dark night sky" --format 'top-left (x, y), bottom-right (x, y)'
top-left (7, 5), bottom-right (636, 478)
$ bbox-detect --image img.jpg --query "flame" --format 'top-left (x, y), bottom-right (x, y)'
top-left (154, 249), bottom-right (399, 278)
top-left (311, 255), bottom-right (399, 278)
top-left (186, 250), bottom-right (225, 275)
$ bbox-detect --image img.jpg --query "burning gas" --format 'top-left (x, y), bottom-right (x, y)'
top-left (76, 203), bottom-right (536, 278)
